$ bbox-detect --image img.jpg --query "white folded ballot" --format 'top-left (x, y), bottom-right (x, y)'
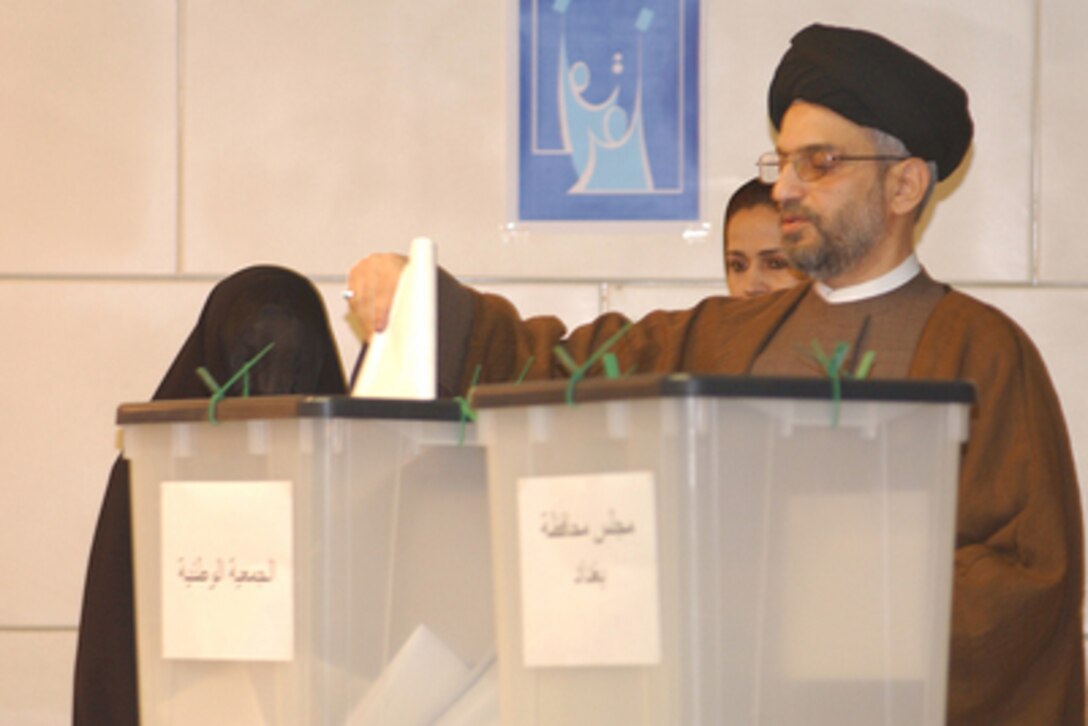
top-left (347, 625), bottom-right (498, 726)
top-left (353, 236), bottom-right (437, 400)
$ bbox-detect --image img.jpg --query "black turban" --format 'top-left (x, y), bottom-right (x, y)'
top-left (769, 24), bottom-right (973, 181)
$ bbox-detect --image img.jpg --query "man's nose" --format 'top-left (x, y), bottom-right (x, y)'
top-left (772, 162), bottom-right (804, 204)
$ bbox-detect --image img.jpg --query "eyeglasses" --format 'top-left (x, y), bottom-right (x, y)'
top-left (756, 148), bottom-right (908, 184)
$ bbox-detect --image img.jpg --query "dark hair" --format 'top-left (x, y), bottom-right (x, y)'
top-left (724, 177), bottom-right (775, 228)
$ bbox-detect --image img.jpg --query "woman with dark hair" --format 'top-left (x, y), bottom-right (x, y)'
top-left (723, 177), bottom-right (805, 298)
top-left (73, 266), bottom-right (346, 725)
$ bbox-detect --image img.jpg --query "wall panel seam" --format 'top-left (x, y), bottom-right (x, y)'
top-left (1030, 0), bottom-right (1043, 284)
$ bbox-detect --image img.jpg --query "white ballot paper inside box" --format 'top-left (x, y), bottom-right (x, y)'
top-left (353, 236), bottom-right (437, 400)
top-left (348, 625), bottom-right (498, 726)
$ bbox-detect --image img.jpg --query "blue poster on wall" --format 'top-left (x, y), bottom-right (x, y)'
top-left (518, 0), bottom-right (699, 222)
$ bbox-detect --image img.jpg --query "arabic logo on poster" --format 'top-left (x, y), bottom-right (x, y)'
top-left (518, 0), bottom-right (699, 221)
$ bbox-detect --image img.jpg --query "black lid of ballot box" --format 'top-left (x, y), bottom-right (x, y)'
top-left (468, 373), bottom-right (975, 409)
top-left (116, 395), bottom-right (465, 424)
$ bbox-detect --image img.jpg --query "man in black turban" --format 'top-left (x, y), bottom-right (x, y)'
top-left (769, 24), bottom-right (972, 183)
top-left (343, 22), bottom-right (1083, 726)
top-left (757, 23), bottom-right (973, 286)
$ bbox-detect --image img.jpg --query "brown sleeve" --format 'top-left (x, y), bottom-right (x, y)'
top-left (436, 268), bottom-right (476, 397)
top-left (440, 279), bottom-right (758, 394)
top-left (439, 278), bottom-right (811, 394)
top-left (912, 295), bottom-right (1085, 724)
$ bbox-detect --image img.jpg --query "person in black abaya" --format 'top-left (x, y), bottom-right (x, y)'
top-left (73, 265), bottom-right (346, 725)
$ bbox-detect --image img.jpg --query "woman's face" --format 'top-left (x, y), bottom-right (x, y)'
top-left (724, 205), bottom-right (804, 298)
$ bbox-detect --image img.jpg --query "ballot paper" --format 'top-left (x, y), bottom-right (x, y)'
top-left (434, 655), bottom-right (499, 726)
top-left (347, 625), bottom-right (473, 726)
top-left (353, 236), bottom-right (437, 399)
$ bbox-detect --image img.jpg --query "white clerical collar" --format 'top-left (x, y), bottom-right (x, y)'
top-left (814, 254), bottom-right (922, 304)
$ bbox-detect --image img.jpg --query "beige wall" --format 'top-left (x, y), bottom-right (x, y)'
top-left (2, 1), bottom-right (1087, 721)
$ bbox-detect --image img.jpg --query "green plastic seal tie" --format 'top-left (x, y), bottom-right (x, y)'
top-left (195, 368), bottom-right (221, 395)
top-left (854, 350), bottom-right (876, 380)
top-left (453, 364), bottom-right (483, 446)
top-left (196, 341), bottom-right (275, 424)
top-left (601, 352), bottom-right (621, 379)
top-left (515, 356), bottom-right (535, 384)
top-left (553, 321), bottom-right (633, 405)
top-left (807, 340), bottom-right (876, 427)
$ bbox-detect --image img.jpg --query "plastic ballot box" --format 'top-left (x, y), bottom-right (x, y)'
top-left (117, 395), bottom-right (494, 725)
top-left (470, 374), bottom-right (973, 726)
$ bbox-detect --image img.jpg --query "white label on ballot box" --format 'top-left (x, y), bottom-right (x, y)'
top-left (161, 480), bottom-right (294, 661)
top-left (517, 470), bottom-right (661, 667)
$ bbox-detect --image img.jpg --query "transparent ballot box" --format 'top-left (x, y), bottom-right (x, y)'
top-left (471, 374), bottom-right (973, 726)
top-left (117, 396), bottom-right (493, 725)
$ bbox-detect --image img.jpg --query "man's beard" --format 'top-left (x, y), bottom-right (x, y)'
top-left (780, 185), bottom-right (885, 281)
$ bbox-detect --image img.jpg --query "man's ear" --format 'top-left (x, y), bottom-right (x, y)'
top-left (886, 157), bottom-right (931, 217)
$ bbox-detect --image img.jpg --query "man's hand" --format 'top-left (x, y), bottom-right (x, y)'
top-left (345, 253), bottom-right (408, 341)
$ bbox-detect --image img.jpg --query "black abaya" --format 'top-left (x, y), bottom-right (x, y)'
top-left (72, 266), bottom-right (346, 725)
